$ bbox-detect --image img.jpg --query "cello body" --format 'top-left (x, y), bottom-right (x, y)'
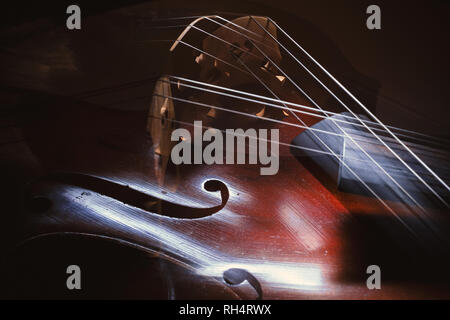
top-left (0, 6), bottom-right (449, 300)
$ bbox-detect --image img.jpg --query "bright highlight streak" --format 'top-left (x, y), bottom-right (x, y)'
top-left (198, 262), bottom-right (323, 289)
top-left (67, 186), bottom-right (324, 291)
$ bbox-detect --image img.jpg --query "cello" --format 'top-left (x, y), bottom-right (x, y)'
top-left (1, 13), bottom-right (449, 299)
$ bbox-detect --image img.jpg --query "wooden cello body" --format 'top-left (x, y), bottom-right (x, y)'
top-left (1, 12), bottom-right (449, 299)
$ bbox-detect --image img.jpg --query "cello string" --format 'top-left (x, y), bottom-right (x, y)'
top-left (190, 24), bottom-right (264, 60)
top-left (162, 13), bottom-right (449, 199)
top-left (227, 48), bottom-right (415, 233)
top-left (242, 15), bottom-right (449, 207)
top-left (167, 76), bottom-right (450, 145)
top-left (68, 18), bottom-right (448, 154)
top-left (161, 17), bottom-right (450, 188)
top-left (162, 77), bottom-right (450, 152)
top-left (102, 15), bottom-right (432, 230)
top-left (169, 15), bottom-right (274, 52)
top-left (130, 13), bottom-right (450, 248)
top-left (152, 93), bottom-right (345, 138)
top-left (146, 97), bottom-right (441, 167)
top-left (232, 20), bottom-right (442, 211)
top-left (72, 34), bottom-right (448, 154)
top-left (145, 20), bottom-right (450, 146)
top-left (152, 86), bottom-right (410, 226)
top-left (211, 11), bottom-right (450, 140)
top-left (103, 83), bottom-right (450, 161)
top-left (82, 25), bottom-right (450, 151)
top-left (143, 30), bottom-right (450, 151)
top-left (232, 21), bottom-right (450, 242)
top-left (237, 51), bottom-right (450, 246)
top-left (109, 92), bottom-right (387, 163)
top-left (140, 15), bottom-right (449, 139)
top-left (147, 113), bottom-right (370, 160)
top-left (234, 17), bottom-right (448, 218)
top-left (181, 20), bottom-right (444, 239)
top-left (72, 64), bottom-right (450, 148)
top-left (263, 17), bottom-right (450, 194)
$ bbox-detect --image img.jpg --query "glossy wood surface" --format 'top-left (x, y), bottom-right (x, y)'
top-left (1, 1), bottom-right (449, 299)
